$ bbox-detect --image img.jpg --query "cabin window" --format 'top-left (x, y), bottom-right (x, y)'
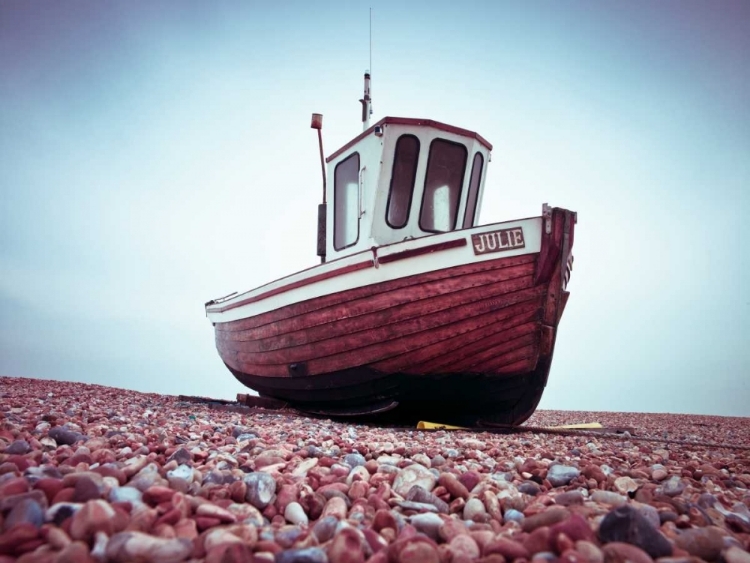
top-left (334, 153), bottom-right (360, 250)
top-left (386, 135), bottom-right (420, 229)
top-left (419, 139), bottom-right (467, 233)
top-left (463, 152), bottom-right (484, 228)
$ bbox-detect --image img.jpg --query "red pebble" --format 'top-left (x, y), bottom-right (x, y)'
top-left (33, 478), bottom-right (64, 505)
top-left (229, 480), bottom-right (246, 503)
top-left (0, 523), bottom-right (39, 556)
top-left (195, 516), bottom-right (222, 531)
top-left (550, 514), bottom-right (596, 552)
top-left (5, 457), bottom-right (33, 472)
top-left (142, 486), bottom-right (175, 505)
top-left (51, 487), bottom-right (75, 505)
top-left (0, 477), bottom-right (29, 497)
top-left (11, 538), bottom-right (45, 556)
top-left (156, 508), bottom-right (182, 527)
top-left (255, 540), bottom-right (283, 554)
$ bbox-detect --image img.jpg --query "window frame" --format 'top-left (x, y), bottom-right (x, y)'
top-left (385, 134), bottom-right (421, 229)
top-left (333, 152), bottom-right (361, 251)
top-left (463, 152), bottom-right (485, 228)
top-left (418, 138), bottom-right (468, 234)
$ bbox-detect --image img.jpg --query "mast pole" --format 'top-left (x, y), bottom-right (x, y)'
top-left (360, 9), bottom-right (373, 131)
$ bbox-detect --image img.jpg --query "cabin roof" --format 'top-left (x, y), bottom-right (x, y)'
top-left (325, 116), bottom-right (493, 163)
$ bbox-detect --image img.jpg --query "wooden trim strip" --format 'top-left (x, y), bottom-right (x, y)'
top-left (377, 238), bottom-right (467, 265)
top-left (216, 253), bottom-right (538, 332)
top-left (216, 265), bottom-right (537, 344)
top-left (212, 260), bottom-right (374, 313)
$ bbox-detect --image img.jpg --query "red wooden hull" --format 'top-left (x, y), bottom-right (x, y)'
top-left (213, 208), bottom-right (575, 425)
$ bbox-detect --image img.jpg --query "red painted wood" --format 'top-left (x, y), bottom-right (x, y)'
top-left (216, 262), bottom-right (536, 344)
top-left (212, 259), bottom-right (373, 313)
top-left (469, 343), bottom-right (539, 374)
top-left (419, 325), bottom-right (539, 374)
top-left (326, 116), bottom-right (493, 163)
top-left (493, 357), bottom-right (537, 376)
top-left (534, 208), bottom-right (564, 285)
top-left (559, 290), bottom-right (570, 322)
top-left (377, 238), bottom-right (467, 264)
top-left (540, 325), bottom-right (555, 357)
top-left (370, 312), bottom-right (541, 374)
top-left (216, 253), bottom-right (537, 332)
top-left (220, 298), bottom-right (543, 377)
top-left (543, 267), bottom-right (562, 326)
top-left (218, 276), bottom-right (536, 353)
top-left (225, 287), bottom-right (540, 365)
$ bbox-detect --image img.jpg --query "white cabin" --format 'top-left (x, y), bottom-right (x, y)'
top-left (321, 117), bottom-right (492, 262)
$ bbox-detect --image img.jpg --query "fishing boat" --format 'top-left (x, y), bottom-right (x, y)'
top-left (205, 72), bottom-right (576, 425)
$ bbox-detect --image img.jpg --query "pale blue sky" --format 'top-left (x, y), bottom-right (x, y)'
top-left (1, 1), bottom-right (748, 415)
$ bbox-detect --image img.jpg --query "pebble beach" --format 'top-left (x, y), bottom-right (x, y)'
top-left (1, 375), bottom-right (748, 563)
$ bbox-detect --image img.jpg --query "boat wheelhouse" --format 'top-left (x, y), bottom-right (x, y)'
top-left (205, 73), bottom-right (576, 425)
top-left (322, 117), bottom-right (492, 262)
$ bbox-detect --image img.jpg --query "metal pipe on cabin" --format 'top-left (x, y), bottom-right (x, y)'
top-left (310, 113), bottom-right (326, 203)
top-left (360, 71), bottom-right (372, 131)
top-left (310, 113), bottom-right (327, 263)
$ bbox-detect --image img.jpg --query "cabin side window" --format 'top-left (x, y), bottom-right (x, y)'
top-left (334, 153), bottom-right (360, 250)
top-left (385, 135), bottom-right (420, 229)
top-left (419, 139), bottom-right (468, 233)
top-left (463, 152), bottom-right (484, 228)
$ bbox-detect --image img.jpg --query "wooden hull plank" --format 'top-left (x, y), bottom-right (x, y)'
top-left (216, 253), bottom-right (538, 333)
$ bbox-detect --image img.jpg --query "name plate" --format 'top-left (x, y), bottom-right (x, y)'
top-left (471, 227), bottom-right (525, 255)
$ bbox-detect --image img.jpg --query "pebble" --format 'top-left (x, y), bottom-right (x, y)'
top-left (2, 498), bottom-right (44, 531)
top-left (725, 547), bottom-right (750, 563)
top-left (555, 490), bottom-right (584, 505)
top-left (463, 498), bottom-right (487, 521)
top-left (344, 453), bottom-right (366, 468)
top-left (243, 472), bottom-right (277, 508)
top-left (592, 490), bottom-right (628, 506)
top-left (393, 464), bottom-right (436, 496)
top-left (275, 547), bottom-right (328, 563)
top-left (109, 486), bottom-right (143, 504)
top-left (674, 526), bottom-right (725, 561)
top-left (662, 476), bottom-right (686, 497)
top-left (523, 507), bottom-right (570, 532)
top-left (547, 464), bottom-right (580, 487)
top-left (48, 427), bottom-right (83, 446)
top-left (5, 439), bottom-right (31, 455)
top-left (598, 505), bottom-right (672, 559)
top-left (485, 537), bottom-right (530, 560)
top-left (519, 481), bottom-right (542, 495)
top-left (285, 502), bottom-right (309, 526)
top-left (504, 508), bottom-right (525, 524)
top-left (105, 531), bottom-right (193, 562)
top-left (614, 476), bottom-right (639, 495)
top-left (602, 542), bottom-right (654, 563)
top-left (439, 473), bottom-right (470, 499)
top-left (449, 534), bottom-right (480, 559)
top-left (1, 376), bottom-right (749, 563)
top-left (394, 537), bottom-right (440, 563)
top-left (410, 513), bottom-right (444, 540)
top-left (329, 527), bottom-right (364, 563)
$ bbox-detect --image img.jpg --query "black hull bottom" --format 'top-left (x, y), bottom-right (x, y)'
top-left (226, 358), bottom-right (551, 426)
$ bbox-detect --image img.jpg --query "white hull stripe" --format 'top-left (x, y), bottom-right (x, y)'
top-left (206, 217), bottom-right (542, 324)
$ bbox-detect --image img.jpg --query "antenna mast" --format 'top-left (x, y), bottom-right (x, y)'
top-left (370, 7), bottom-right (372, 76)
top-left (360, 8), bottom-right (373, 131)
